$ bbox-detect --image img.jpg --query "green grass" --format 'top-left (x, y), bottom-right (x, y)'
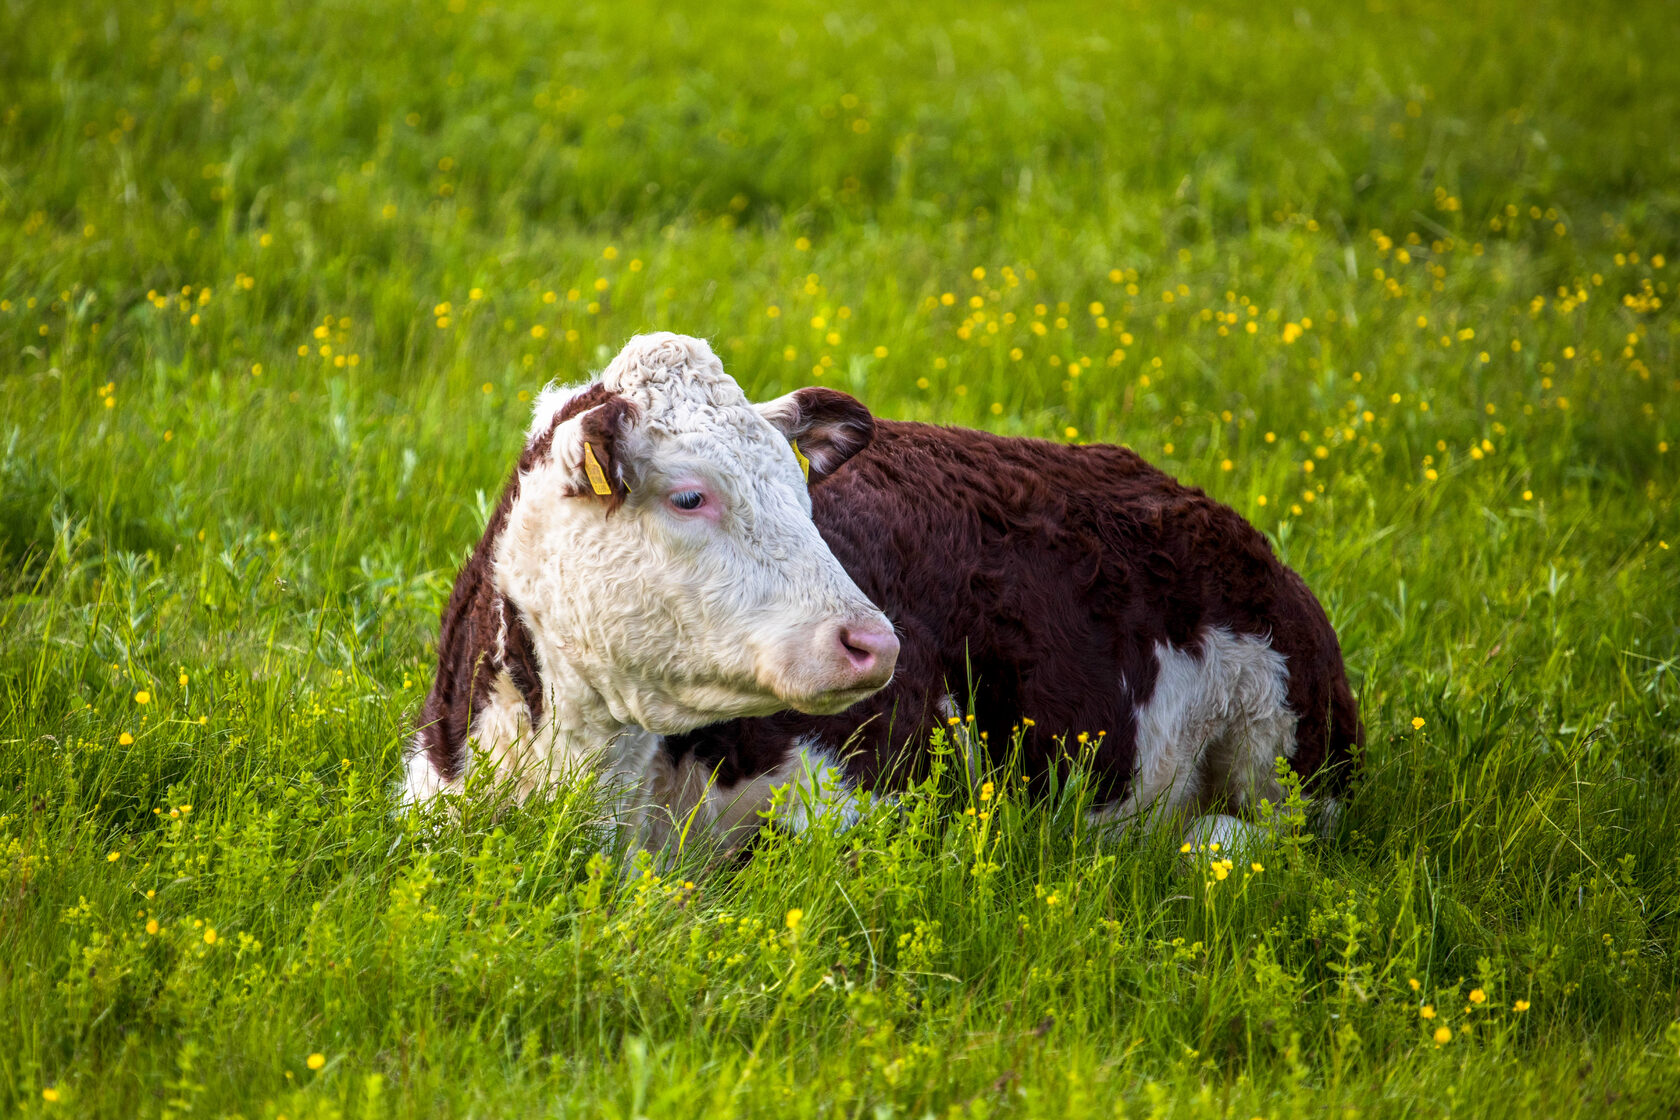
top-left (3, 0), bottom-right (1679, 1115)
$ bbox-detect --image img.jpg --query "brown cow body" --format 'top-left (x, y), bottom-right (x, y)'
top-left (663, 418), bottom-right (1361, 828)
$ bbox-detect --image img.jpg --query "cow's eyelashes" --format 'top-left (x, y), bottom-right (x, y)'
top-left (669, 490), bottom-right (706, 512)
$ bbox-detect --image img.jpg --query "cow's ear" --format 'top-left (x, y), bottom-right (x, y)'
top-left (526, 383), bottom-right (640, 512)
top-left (756, 387), bottom-right (874, 484)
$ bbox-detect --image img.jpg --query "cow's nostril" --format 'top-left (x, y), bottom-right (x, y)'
top-left (840, 633), bottom-right (876, 671)
top-left (837, 623), bottom-right (899, 678)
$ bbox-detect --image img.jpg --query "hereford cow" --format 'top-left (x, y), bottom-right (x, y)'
top-left (408, 332), bottom-right (1361, 853)
top-left (404, 332), bottom-right (900, 825)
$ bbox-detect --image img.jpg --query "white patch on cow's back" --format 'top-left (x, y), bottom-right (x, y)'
top-left (1090, 626), bottom-right (1295, 831)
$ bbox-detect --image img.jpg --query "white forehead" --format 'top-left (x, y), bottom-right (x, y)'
top-left (528, 332), bottom-right (794, 471)
top-left (602, 332), bottom-right (744, 421)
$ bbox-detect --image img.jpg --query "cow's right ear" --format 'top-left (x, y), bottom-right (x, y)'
top-left (525, 383), bottom-right (641, 512)
top-left (755, 387), bottom-right (874, 484)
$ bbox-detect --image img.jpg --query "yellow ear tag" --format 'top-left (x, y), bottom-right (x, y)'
top-left (790, 438), bottom-right (811, 483)
top-left (582, 443), bottom-right (613, 496)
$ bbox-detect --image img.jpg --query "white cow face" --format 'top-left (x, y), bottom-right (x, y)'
top-left (494, 333), bottom-right (898, 733)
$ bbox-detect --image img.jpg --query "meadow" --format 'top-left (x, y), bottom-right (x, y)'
top-left (2, 0), bottom-right (1678, 1115)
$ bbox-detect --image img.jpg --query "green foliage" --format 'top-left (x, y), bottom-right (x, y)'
top-left (2, 0), bottom-right (1678, 1115)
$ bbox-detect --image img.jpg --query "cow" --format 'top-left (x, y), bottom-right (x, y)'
top-left (403, 332), bottom-right (900, 834)
top-left (407, 332), bottom-right (1361, 855)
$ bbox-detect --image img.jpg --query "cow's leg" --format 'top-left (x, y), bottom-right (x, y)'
top-left (1085, 635), bottom-right (1225, 832)
top-left (472, 671), bottom-right (543, 799)
top-left (771, 737), bottom-right (865, 835)
top-left (641, 736), bottom-right (863, 859)
top-left (1179, 812), bottom-right (1268, 858)
top-left (1087, 627), bottom-right (1299, 835)
top-left (1212, 638), bottom-right (1296, 816)
top-left (400, 734), bottom-right (463, 807)
top-left (399, 669), bottom-right (535, 810)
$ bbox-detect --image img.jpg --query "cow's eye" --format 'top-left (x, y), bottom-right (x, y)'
top-left (669, 490), bottom-right (706, 511)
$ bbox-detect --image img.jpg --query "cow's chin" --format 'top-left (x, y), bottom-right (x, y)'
top-left (784, 684), bottom-right (887, 716)
top-left (629, 684), bottom-right (798, 734)
top-left (632, 679), bottom-right (886, 733)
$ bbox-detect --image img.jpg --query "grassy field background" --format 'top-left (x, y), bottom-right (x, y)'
top-left (3, 0), bottom-right (1679, 1115)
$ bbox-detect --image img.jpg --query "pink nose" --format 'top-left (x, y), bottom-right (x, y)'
top-left (836, 620), bottom-right (900, 681)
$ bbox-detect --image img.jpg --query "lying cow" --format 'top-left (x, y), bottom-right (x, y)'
top-left (404, 332), bottom-right (899, 828)
top-left (406, 332), bottom-right (1360, 850)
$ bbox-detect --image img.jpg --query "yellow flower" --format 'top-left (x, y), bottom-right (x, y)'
top-left (107, 850), bottom-right (120, 862)
top-left (178, 673), bottom-right (189, 686)
top-left (43, 1087), bottom-right (61, 1102)
top-left (1433, 1026), bottom-right (1452, 1045)
top-left (1469, 988), bottom-right (1486, 1004)
top-left (307, 1053), bottom-right (326, 1071)
top-left (785, 908), bottom-right (803, 932)
top-left (1411, 717), bottom-right (1426, 730)
top-left (146, 919), bottom-right (159, 934)
top-left (1408, 978), bottom-right (1420, 991)
top-left (203, 928), bottom-right (217, 945)
top-left (1513, 999), bottom-right (1530, 1012)
top-left (980, 782), bottom-right (994, 801)
top-left (1419, 1005), bottom-right (1436, 1019)
top-left (135, 690), bottom-right (151, 705)
top-left (1250, 862), bottom-right (1264, 873)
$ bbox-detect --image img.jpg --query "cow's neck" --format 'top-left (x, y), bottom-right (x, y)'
top-left (493, 590), bottom-right (662, 795)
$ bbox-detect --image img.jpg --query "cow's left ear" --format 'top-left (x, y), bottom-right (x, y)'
top-left (755, 387), bottom-right (874, 484)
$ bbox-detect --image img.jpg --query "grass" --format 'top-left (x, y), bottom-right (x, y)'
top-left (2, 0), bottom-right (1678, 1114)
